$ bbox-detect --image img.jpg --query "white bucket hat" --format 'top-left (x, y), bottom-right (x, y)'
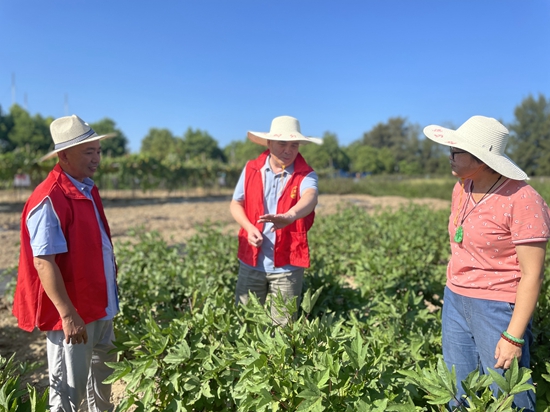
top-left (247, 115), bottom-right (323, 146)
top-left (40, 115), bottom-right (116, 162)
top-left (423, 115), bottom-right (528, 180)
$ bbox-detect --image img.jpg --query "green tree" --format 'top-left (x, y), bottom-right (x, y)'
top-left (508, 94), bottom-right (550, 176)
top-left (180, 127), bottom-right (225, 161)
top-left (349, 117), bottom-right (415, 174)
top-left (223, 138), bottom-right (264, 167)
top-left (90, 118), bottom-right (129, 157)
top-left (7, 105), bottom-right (52, 153)
top-left (403, 124), bottom-right (448, 176)
top-left (346, 143), bottom-right (381, 174)
top-left (300, 132), bottom-right (349, 171)
top-left (0, 105), bottom-right (13, 152)
top-left (140, 128), bottom-right (177, 160)
top-left (362, 117), bottom-right (410, 163)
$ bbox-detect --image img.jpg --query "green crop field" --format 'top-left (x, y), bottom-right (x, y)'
top-left (2, 203), bottom-right (550, 411)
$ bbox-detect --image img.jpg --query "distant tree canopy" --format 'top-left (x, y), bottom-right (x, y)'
top-left (300, 132), bottom-right (350, 171)
top-left (1, 104), bottom-right (52, 153)
top-left (224, 138), bottom-right (265, 167)
top-left (90, 118), bottom-right (129, 157)
top-left (140, 128), bottom-right (177, 160)
top-left (508, 94), bottom-right (550, 176)
top-left (180, 127), bottom-right (226, 162)
top-left (141, 127), bottom-right (226, 162)
top-left (1, 94), bottom-right (549, 177)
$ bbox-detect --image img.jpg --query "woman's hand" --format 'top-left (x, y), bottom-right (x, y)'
top-left (494, 338), bottom-right (523, 369)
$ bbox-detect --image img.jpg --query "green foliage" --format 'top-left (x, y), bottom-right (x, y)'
top-left (92, 154), bottom-right (242, 192)
top-left (0, 354), bottom-right (49, 412)
top-left (140, 127), bottom-right (225, 163)
top-left (300, 132), bottom-right (350, 171)
top-left (90, 117), bottom-right (129, 157)
top-left (181, 127), bottom-right (226, 162)
top-left (5, 105), bottom-right (53, 153)
top-left (1, 95), bottom-right (550, 188)
top-left (319, 175), bottom-right (457, 199)
top-left (400, 357), bottom-right (533, 411)
top-left (0, 147), bottom-right (50, 188)
top-left (224, 138), bottom-right (265, 168)
top-left (140, 128), bottom-right (178, 160)
top-left (508, 94), bottom-right (550, 176)
top-left (103, 205), bottom-right (549, 410)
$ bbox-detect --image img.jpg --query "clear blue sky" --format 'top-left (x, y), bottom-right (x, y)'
top-left (1, 0), bottom-right (549, 153)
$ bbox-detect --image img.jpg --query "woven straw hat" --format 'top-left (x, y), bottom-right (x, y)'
top-left (247, 115), bottom-right (323, 146)
top-left (40, 115), bottom-right (116, 162)
top-left (423, 115), bottom-right (528, 180)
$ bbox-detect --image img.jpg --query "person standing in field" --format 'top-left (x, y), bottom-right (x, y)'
top-left (424, 116), bottom-right (550, 411)
top-left (13, 115), bottom-right (119, 412)
top-left (230, 115), bottom-right (322, 325)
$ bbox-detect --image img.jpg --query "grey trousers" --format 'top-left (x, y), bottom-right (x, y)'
top-left (46, 320), bottom-right (116, 412)
top-left (235, 263), bottom-right (304, 325)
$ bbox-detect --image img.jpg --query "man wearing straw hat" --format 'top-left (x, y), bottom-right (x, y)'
top-left (13, 115), bottom-right (119, 412)
top-left (230, 115), bottom-right (322, 325)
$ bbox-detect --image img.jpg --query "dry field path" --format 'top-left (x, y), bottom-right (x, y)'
top-left (0, 190), bottom-right (449, 403)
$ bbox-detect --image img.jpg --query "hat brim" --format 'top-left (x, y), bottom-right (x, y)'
top-left (39, 133), bottom-right (117, 162)
top-left (247, 131), bottom-right (323, 147)
top-left (423, 125), bottom-right (528, 180)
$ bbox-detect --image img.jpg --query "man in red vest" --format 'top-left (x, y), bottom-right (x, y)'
top-left (230, 115), bottom-right (323, 325)
top-left (13, 115), bottom-right (119, 412)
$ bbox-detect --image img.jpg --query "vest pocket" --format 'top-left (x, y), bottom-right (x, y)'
top-left (289, 231), bottom-right (309, 266)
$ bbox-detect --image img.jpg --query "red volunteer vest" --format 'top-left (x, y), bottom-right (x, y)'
top-left (13, 164), bottom-right (112, 332)
top-left (237, 150), bottom-right (315, 268)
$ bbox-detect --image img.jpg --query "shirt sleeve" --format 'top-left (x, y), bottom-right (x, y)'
top-left (299, 171), bottom-right (319, 196)
top-left (232, 166), bottom-right (247, 202)
top-left (510, 185), bottom-right (550, 245)
top-left (26, 197), bottom-right (68, 257)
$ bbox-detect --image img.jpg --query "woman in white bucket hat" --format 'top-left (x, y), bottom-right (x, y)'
top-left (230, 115), bottom-right (322, 326)
top-left (424, 115), bottom-right (550, 411)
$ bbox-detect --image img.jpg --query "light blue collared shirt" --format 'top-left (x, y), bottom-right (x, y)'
top-left (233, 155), bottom-right (318, 273)
top-left (26, 173), bottom-right (119, 320)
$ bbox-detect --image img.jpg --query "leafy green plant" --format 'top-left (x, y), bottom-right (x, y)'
top-left (0, 354), bottom-right (49, 412)
top-left (105, 204), bottom-right (549, 410)
top-left (400, 356), bottom-right (534, 411)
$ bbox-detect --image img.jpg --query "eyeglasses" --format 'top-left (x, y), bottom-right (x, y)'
top-left (449, 148), bottom-right (468, 160)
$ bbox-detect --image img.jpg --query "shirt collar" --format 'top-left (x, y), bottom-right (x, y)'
top-left (263, 155), bottom-right (294, 175)
top-left (64, 172), bottom-right (95, 195)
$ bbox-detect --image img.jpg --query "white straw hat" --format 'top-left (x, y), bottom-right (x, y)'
top-left (40, 115), bottom-right (116, 162)
top-left (247, 115), bottom-right (323, 146)
top-left (423, 115), bottom-right (528, 180)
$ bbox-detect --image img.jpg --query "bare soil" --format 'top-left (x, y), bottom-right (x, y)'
top-left (0, 190), bottom-right (449, 403)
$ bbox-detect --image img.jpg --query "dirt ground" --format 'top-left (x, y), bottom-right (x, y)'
top-left (0, 190), bottom-right (449, 403)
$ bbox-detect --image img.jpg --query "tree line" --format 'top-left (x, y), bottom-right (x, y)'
top-left (1, 94), bottom-right (549, 184)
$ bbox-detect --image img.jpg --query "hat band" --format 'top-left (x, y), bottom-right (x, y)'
top-left (54, 128), bottom-right (97, 151)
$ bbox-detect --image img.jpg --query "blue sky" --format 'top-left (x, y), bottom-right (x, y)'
top-left (1, 0), bottom-right (549, 153)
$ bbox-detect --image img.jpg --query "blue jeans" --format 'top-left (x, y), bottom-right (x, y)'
top-left (442, 287), bottom-right (535, 411)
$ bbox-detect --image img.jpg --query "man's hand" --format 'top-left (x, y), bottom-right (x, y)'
top-left (258, 212), bottom-right (296, 232)
top-left (247, 226), bottom-right (263, 247)
top-left (61, 312), bottom-right (88, 345)
top-left (33, 255), bottom-right (88, 345)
